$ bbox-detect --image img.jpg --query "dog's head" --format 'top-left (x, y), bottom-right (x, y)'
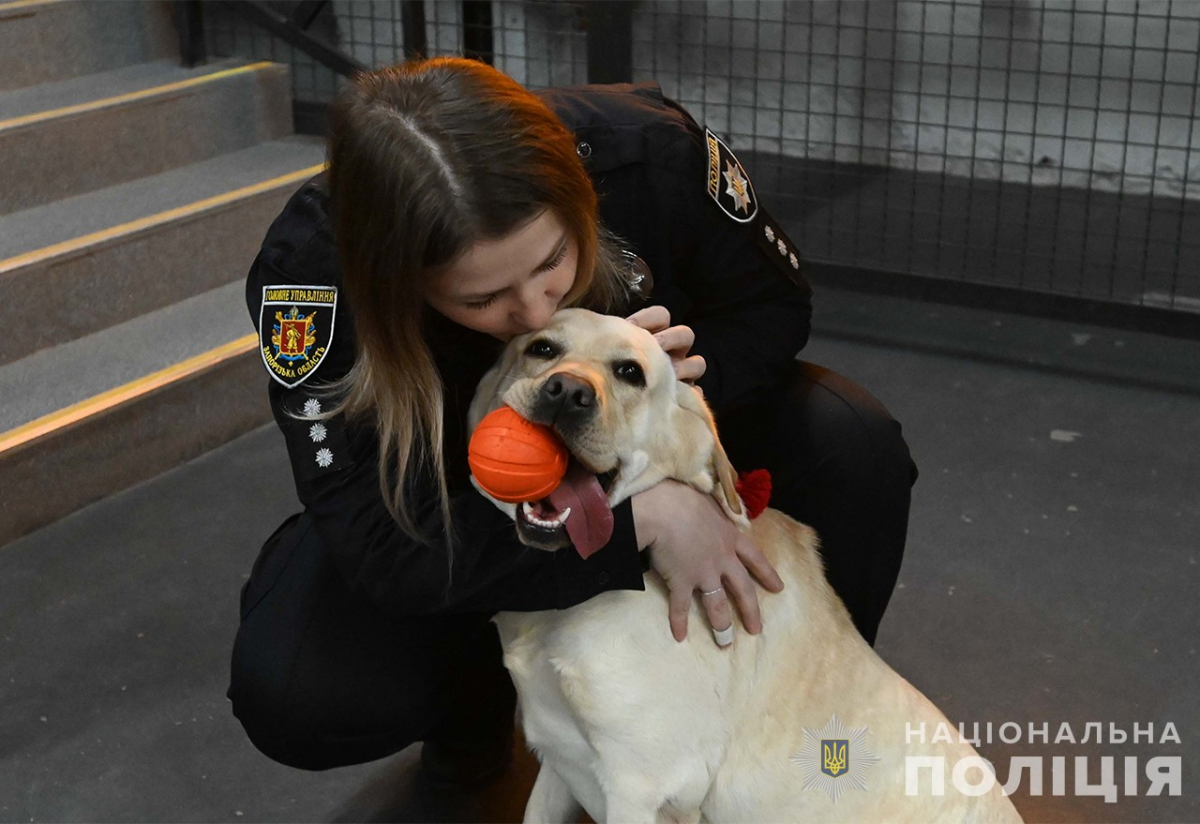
top-left (467, 308), bottom-right (747, 556)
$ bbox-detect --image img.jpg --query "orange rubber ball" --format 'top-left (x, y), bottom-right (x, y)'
top-left (468, 406), bottom-right (569, 503)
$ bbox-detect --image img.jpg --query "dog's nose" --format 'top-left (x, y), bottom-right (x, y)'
top-left (535, 373), bottom-right (596, 425)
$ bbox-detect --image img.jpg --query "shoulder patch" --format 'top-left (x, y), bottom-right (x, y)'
top-left (259, 285), bottom-right (338, 388)
top-left (705, 128), bottom-right (759, 224)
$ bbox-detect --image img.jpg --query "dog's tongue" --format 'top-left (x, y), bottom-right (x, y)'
top-left (547, 461), bottom-right (613, 559)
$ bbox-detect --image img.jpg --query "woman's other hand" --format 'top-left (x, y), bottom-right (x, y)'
top-left (626, 306), bottom-right (706, 384)
top-left (631, 480), bottom-right (785, 646)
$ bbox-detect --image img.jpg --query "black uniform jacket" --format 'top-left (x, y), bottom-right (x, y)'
top-left (246, 82), bottom-right (813, 618)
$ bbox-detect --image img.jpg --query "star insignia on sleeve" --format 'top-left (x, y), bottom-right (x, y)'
top-left (309, 423), bottom-right (328, 443)
top-left (315, 448), bottom-right (334, 468)
top-left (723, 160), bottom-right (754, 214)
top-left (303, 398), bottom-right (322, 417)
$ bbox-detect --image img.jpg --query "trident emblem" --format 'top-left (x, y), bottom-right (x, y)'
top-left (821, 740), bottom-right (848, 777)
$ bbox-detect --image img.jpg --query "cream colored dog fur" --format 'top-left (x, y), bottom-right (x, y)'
top-left (467, 308), bottom-right (1022, 824)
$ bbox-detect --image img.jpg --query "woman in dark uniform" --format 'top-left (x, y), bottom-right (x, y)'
top-left (229, 57), bottom-right (917, 786)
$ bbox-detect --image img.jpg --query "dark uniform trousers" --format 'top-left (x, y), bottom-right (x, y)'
top-left (228, 359), bottom-right (918, 771)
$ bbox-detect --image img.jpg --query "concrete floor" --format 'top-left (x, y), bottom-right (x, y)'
top-left (2, 287), bottom-right (1196, 823)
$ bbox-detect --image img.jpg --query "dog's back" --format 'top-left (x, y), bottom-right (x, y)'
top-left (496, 508), bottom-right (1022, 822)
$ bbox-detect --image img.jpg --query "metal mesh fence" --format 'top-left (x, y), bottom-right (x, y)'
top-left (203, 3), bottom-right (344, 101)
top-left (634, 1), bottom-right (1200, 315)
top-left (204, 0), bottom-right (1200, 319)
top-left (202, 1), bottom-right (590, 99)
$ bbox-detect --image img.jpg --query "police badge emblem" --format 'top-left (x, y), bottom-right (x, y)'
top-left (259, 285), bottom-right (338, 388)
top-left (705, 128), bottom-right (759, 223)
top-left (790, 714), bottom-right (881, 803)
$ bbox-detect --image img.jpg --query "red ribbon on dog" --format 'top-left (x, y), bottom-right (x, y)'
top-left (734, 469), bottom-right (772, 519)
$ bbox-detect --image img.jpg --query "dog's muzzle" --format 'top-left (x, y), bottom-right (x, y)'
top-left (511, 371), bottom-right (620, 559)
top-left (531, 372), bottom-right (595, 437)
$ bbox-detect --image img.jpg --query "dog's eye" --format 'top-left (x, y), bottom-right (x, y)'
top-left (525, 339), bottom-right (558, 359)
top-left (613, 360), bottom-right (645, 387)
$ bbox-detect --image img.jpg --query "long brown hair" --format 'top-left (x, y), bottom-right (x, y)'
top-left (324, 57), bottom-right (631, 582)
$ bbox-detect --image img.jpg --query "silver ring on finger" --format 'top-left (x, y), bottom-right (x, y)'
top-left (700, 586), bottom-right (725, 597)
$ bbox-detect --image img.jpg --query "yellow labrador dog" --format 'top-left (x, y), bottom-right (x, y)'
top-left (467, 308), bottom-right (1022, 824)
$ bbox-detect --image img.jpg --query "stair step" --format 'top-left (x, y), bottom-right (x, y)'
top-left (0, 0), bottom-right (177, 91)
top-left (0, 58), bottom-right (292, 214)
top-left (0, 135), bottom-right (326, 365)
top-left (0, 1), bottom-right (325, 543)
top-left (1, 282), bottom-right (254, 433)
top-left (0, 58), bottom-right (275, 124)
top-left (0, 333), bottom-right (270, 548)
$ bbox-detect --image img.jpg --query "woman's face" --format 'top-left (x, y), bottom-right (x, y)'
top-left (423, 209), bottom-right (578, 342)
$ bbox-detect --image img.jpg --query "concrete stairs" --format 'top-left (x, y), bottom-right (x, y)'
top-left (0, 0), bottom-right (327, 545)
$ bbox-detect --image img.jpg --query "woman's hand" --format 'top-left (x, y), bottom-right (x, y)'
top-left (631, 480), bottom-right (785, 646)
top-left (626, 306), bottom-right (706, 384)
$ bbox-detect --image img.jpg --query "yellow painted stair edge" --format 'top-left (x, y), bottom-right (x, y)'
top-left (0, 164), bottom-right (325, 276)
top-left (0, 333), bottom-right (259, 456)
top-left (0, 61), bottom-right (279, 132)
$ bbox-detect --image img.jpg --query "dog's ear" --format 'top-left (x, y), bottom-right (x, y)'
top-left (672, 382), bottom-right (748, 526)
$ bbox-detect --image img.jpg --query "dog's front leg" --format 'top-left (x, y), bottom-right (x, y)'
top-left (524, 765), bottom-right (584, 824)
